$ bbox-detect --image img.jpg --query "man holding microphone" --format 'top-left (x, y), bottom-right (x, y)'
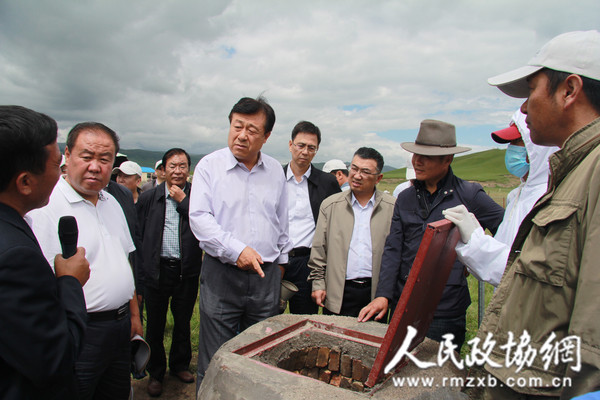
top-left (0, 105), bottom-right (90, 399)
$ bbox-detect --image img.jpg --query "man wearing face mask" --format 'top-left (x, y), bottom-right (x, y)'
top-left (443, 109), bottom-right (558, 286)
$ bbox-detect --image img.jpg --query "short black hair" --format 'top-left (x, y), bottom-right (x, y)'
top-left (0, 105), bottom-right (57, 192)
top-left (353, 147), bottom-right (384, 173)
top-left (543, 68), bottom-right (600, 114)
top-left (291, 121), bottom-right (321, 145)
top-left (162, 148), bottom-right (191, 168)
top-left (66, 122), bottom-right (120, 154)
top-left (228, 96), bottom-right (276, 134)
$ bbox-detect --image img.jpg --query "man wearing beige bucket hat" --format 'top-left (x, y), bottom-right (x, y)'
top-left (359, 119), bottom-right (504, 351)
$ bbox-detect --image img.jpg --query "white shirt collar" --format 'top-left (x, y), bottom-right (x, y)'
top-left (286, 164), bottom-right (311, 182)
top-left (225, 147), bottom-right (264, 171)
top-left (58, 176), bottom-right (107, 205)
top-left (350, 191), bottom-right (376, 209)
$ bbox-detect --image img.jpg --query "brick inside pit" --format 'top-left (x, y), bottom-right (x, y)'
top-left (251, 330), bottom-right (378, 392)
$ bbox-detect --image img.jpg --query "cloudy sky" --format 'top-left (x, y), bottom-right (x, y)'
top-left (1, 1), bottom-right (598, 169)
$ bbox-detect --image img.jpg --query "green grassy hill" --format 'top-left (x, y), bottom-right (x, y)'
top-left (384, 149), bottom-right (512, 184)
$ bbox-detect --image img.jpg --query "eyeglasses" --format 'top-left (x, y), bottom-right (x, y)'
top-left (292, 142), bottom-right (318, 154)
top-left (349, 164), bottom-right (380, 177)
top-left (166, 163), bottom-right (189, 172)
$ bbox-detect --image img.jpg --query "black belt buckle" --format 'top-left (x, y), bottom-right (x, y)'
top-left (289, 247), bottom-right (310, 258)
top-left (160, 257), bottom-right (181, 267)
top-left (349, 277), bottom-right (371, 286)
top-left (116, 303), bottom-right (128, 320)
top-left (88, 302), bottom-right (129, 322)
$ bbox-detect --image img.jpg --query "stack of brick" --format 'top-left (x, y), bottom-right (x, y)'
top-left (276, 346), bottom-right (371, 392)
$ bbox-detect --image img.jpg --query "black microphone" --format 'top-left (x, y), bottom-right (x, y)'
top-left (58, 216), bottom-right (78, 258)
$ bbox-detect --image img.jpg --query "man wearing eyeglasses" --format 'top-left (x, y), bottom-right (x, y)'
top-left (358, 120), bottom-right (504, 352)
top-left (307, 147), bottom-right (395, 317)
top-left (282, 121), bottom-right (340, 315)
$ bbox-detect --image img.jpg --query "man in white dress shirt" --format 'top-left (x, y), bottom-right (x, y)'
top-left (283, 121), bottom-right (340, 315)
top-left (190, 96), bottom-right (292, 387)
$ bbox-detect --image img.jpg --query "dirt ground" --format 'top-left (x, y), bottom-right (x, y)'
top-left (132, 355), bottom-right (197, 400)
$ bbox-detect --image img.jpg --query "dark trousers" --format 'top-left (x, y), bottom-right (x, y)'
top-left (145, 262), bottom-right (199, 381)
top-left (426, 314), bottom-right (466, 351)
top-left (282, 252), bottom-right (318, 314)
top-left (323, 279), bottom-right (372, 317)
top-left (75, 316), bottom-right (131, 400)
top-left (197, 255), bottom-right (280, 386)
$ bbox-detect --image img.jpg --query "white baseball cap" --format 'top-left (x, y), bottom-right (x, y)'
top-left (323, 159), bottom-right (347, 173)
top-left (488, 30), bottom-right (600, 98)
top-left (112, 160), bottom-right (142, 177)
top-left (155, 159), bottom-right (163, 169)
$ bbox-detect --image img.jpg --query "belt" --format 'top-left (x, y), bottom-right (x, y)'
top-left (87, 303), bottom-right (129, 322)
top-left (346, 277), bottom-right (372, 287)
top-left (160, 257), bottom-right (181, 267)
top-left (289, 247), bottom-right (311, 258)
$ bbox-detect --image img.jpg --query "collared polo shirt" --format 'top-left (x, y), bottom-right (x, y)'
top-left (27, 177), bottom-right (135, 312)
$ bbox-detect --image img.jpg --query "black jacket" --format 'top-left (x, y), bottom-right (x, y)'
top-left (105, 181), bottom-right (142, 292)
top-left (136, 182), bottom-right (202, 288)
top-left (376, 167), bottom-right (505, 318)
top-left (0, 203), bottom-right (86, 399)
top-left (283, 164), bottom-right (341, 223)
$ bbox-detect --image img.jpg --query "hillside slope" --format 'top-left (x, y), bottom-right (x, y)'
top-left (384, 149), bottom-right (512, 184)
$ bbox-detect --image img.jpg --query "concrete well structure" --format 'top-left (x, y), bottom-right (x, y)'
top-left (199, 314), bottom-right (468, 400)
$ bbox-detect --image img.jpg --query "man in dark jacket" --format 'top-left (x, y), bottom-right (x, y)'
top-left (283, 120), bottom-right (340, 314)
top-left (0, 105), bottom-right (90, 399)
top-left (105, 180), bottom-right (144, 312)
top-left (136, 148), bottom-right (202, 397)
top-left (359, 119), bottom-right (504, 350)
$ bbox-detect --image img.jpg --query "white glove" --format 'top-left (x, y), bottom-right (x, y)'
top-left (442, 204), bottom-right (481, 244)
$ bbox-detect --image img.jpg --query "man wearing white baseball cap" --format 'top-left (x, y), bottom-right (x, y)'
top-left (323, 159), bottom-right (350, 191)
top-left (114, 160), bottom-right (143, 203)
top-left (477, 30), bottom-right (600, 399)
